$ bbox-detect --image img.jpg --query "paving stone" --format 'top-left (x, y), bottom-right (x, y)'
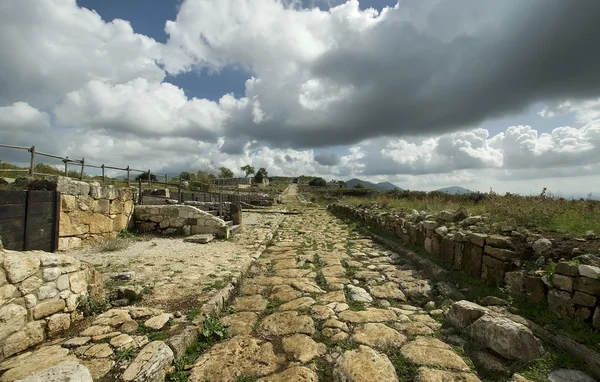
top-left (221, 312), bottom-right (259, 336)
top-left (280, 297), bottom-right (316, 311)
top-left (333, 345), bottom-right (399, 382)
top-left (338, 308), bottom-right (397, 323)
top-left (232, 295), bottom-right (269, 312)
top-left (281, 334), bottom-right (326, 363)
top-left (351, 323), bottom-right (407, 350)
top-left (189, 336), bottom-right (285, 381)
top-left (259, 311), bottom-right (315, 336)
top-left (400, 337), bottom-right (470, 371)
top-left (257, 366), bottom-right (318, 382)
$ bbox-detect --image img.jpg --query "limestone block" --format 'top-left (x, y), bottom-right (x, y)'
top-left (0, 303), bottom-right (28, 342)
top-left (574, 277), bottom-right (600, 295)
top-left (56, 274), bottom-right (70, 291)
top-left (440, 238), bottom-right (455, 263)
top-left (43, 267), bottom-right (62, 281)
top-left (551, 274), bottom-right (574, 292)
top-left (485, 235), bottom-right (513, 248)
top-left (505, 271), bottom-right (526, 295)
top-left (69, 271), bottom-right (87, 294)
top-left (19, 275), bottom-right (43, 295)
top-left (60, 210), bottom-right (91, 236)
top-left (547, 289), bottom-right (575, 318)
top-left (573, 291), bottom-right (597, 307)
top-left (0, 269), bottom-right (6, 286)
top-left (431, 235), bottom-right (441, 257)
top-left (484, 246), bottom-right (519, 261)
top-left (481, 255), bottom-right (509, 286)
top-left (424, 238), bottom-right (433, 253)
top-left (24, 294), bottom-right (37, 308)
top-left (524, 276), bottom-right (546, 304)
top-left (453, 243), bottom-right (463, 269)
top-left (94, 199), bottom-right (110, 214)
top-left (113, 214), bottom-right (130, 232)
top-left (468, 233), bottom-right (487, 247)
top-left (2, 320), bottom-right (45, 358)
top-left (89, 182), bottom-right (102, 199)
top-left (89, 214), bottom-right (114, 234)
top-left (18, 361), bottom-right (93, 382)
top-left (58, 237), bottom-right (83, 251)
top-left (57, 177), bottom-right (90, 196)
top-left (60, 195), bottom-right (77, 213)
top-left (47, 313), bottom-right (71, 336)
top-left (462, 242), bottom-right (483, 278)
top-left (4, 253), bottom-right (41, 284)
top-left (38, 282), bottom-right (59, 300)
top-left (0, 284), bottom-right (17, 305)
top-left (555, 262), bottom-right (580, 277)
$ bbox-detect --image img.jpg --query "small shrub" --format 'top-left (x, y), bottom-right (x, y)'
top-left (116, 346), bottom-right (136, 362)
top-left (77, 295), bottom-right (110, 317)
top-left (99, 237), bottom-right (131, 252)
top-left (118, 229), bottom-right (135, 238)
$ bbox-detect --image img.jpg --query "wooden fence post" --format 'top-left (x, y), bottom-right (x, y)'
top-left (29, 146), bottom-right (35, 176)
top-left (138, 178), bottom-right (143, 205)
top-left (148, 169), bottom-right (152, 188)
top-left (178, 177), bottom-right (182, 203)
top-left (80, 158), bottom-right (85, 180)
top-left (101, 164), bottom-right (105, 184)
top-left (126, 166), bottom-right (131, 187)
top-left (63, 157), bottom-right (69, 176)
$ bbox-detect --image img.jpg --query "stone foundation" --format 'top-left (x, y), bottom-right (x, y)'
top-left (328, 204), bottom-right (600, 331)
top-left (133, 205), bottom-right (231, 238)
top-left (53, 177), bottom-right (137, 251)
top-left (0, 248), bottom-right (103, 361)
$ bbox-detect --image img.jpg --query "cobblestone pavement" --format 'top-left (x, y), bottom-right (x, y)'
top-left (189, 185), bottom-right (482, 381)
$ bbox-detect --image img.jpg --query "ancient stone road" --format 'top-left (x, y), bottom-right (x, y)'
top-left (189, 185), bottom-right (482, 381)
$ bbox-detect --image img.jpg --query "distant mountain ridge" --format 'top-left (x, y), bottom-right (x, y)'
top-left (345, 178), bottom-right (403, 192)
top-left (436, 186), bottom-right (473, 195)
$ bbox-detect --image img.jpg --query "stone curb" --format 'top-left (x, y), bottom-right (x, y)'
top-left (165, 213), bottom-right (284, 370)
top-left (358, 227), bottom-right (450, 281)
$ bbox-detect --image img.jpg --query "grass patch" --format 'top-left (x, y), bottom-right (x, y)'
top-left (167, 315), bottom-right (229, 382)
top-left (265, 300), bottom-right (282, 315)
top-left (314, 358), bottom-right (334, 381)
top-left (315, 270), bottom-right (328, 290)
top-left (77, 295), bottom-right (111, 317)
top-left (115, 346), bottom-right (136, 363)
top-left (202, 275), bottom-right (233, 291)
top-left (391, 353), bottom-right (418, 381)
top-left (340, 259), bottom-right (357, 279)
top-left (343, 286), bottom-right (366, 311)
top-left (235, 376), bottom-right (258, 382)
top-left (515, 346), bottom-right (590, 381)
top-left (186, 307), bottom-right (202, 321)
top-left (98, 237), bottom-right (131, 252)
top-left (340, 189), bottom-right (600, 236)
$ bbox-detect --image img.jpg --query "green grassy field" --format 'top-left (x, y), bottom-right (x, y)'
top-left (332, 190), bottom-right (600, 236)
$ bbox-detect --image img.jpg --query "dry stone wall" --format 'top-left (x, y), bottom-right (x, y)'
top-left (56, 177), bottom-right (137, 251)
top-left (133, 205), bottom-right (230, 238)
top-left (328, 204), bottom-right (600, 330)
top-left (0, 248), bottom-right (103, 361)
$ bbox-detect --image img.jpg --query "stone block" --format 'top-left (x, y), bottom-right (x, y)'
top-left (593, 307), bottom-right (600, 330)
top-left (485, 235), bottom-right (513, 248)
top-left (524, 276), bottom-right (546, 304)
top-left (70, 271), bottom-right (87, 294)
top-left (0, 303), bottom-right (28, 342)
top-left (3, 253), bottom-right (41, 283)
top-left (60, 195), bottom-right (77, 213)
top-left (38, 283), bottom-right (59, 300)
top-left (551, 274), bottom-right (574, 292)
top-left (484, 246), bottom-right (519, 261)
top-left (481, 255), bottom-right (509, 286)
top-left (440, 238), bottom-right (455, 263)
top-left (573, 291), bottom-right (597, 307)
top-left (422, 221), bottom-right (437, 230)
top-left (19, 275), bottom-right (43, 295)
top-left (0, 269), bottom-right (6, 287)
top-left (468, 232), bottom-right (487, 247)
top-left (462, 242), bottom-right (483, 278)
top-left (573, 277), bottom-right (600, 295)
top-left (431, 235), bottom-right (441, 257)
top-left (0, 284), bottom-right (17, 305)
top-left (505, 271), bottom-right (526, 295)
top-left (58, 237), bottom-right (83, 251)
top-left (453, 243), bottom-right (463, 269)
top-left (57, 177), bottom-right (90, 196)
top-left (547, 289), bottom-right (574, 318)
top-left (89, 214), bottom-right (114, 234)
top-left (574, 307), bottom-right (592, 321)
top-left (47, 313), bottom-right (71, 336)
top-left (2, 321), bottom-right (45, 358)
top-left (95, 199), bottom-right (110, 214)
top-left (578, 265), bottom-right (600, 279)
top-left (33, 299), bottom-right (66, 319)
top-left (555, 262), bottom-right (579, 277)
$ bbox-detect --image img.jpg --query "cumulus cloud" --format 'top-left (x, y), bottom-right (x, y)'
top-left (162, 0), bottom-right (600, 150)
top-left (314, 152), bottom-right (340, 166)
top-left (0, 0), bottom-right (163, 109)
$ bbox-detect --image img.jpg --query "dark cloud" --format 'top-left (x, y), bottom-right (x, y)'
top-left (314, 152), bottom-right (340, 166)
top-left (233, 0), bottom-right (600, 149)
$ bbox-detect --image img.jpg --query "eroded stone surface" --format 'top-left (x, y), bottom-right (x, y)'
top-left (189, 336), bottom-right (285, 381)
top-left (259, 311), bottom-right (315, 336)
top-left (221, 312), bottom-right (259, 336)
top-left (351, 323), bottom-right (407, 350)
top-left (282, 334), bottom-right (326, 363)
top-left (333, 345), bottom-right (399, 382)
top-left (400, 337), bottom-right (470, 371)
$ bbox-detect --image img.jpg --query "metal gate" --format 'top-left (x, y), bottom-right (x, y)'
top-left (0, 190), bottom-right (60, 252)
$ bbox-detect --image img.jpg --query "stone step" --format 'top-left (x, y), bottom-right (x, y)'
top-left (230, 224), bottom-right (243, 236)
top-left (183, 234), bottom-right (215, 244)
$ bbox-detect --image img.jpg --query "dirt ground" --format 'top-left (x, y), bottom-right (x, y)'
top-left (69, 211), bottom-right (285, 312)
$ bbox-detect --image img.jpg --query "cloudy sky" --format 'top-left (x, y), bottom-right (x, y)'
top-left (1, 0), bottom-right (600, 197)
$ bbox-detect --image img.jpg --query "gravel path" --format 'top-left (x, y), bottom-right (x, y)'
top-left (70, 211), bottom-right (284, 312)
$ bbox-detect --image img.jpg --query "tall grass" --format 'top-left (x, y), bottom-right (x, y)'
top-left (341, 190), bottom-right (600, 235)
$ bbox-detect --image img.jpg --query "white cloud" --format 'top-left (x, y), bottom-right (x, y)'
top-left (0, 0), bottom-right (164, 109)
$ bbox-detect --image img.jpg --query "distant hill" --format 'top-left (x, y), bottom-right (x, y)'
top-left (436, 186), bottom-right (473, 195)
top-left (345, 178), bottom-right (403, 192)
